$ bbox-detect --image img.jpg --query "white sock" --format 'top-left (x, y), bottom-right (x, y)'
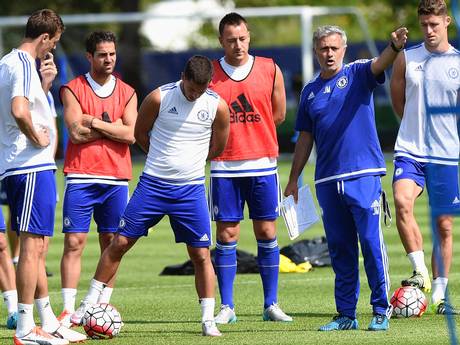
top-left (83, 279), bottom-right (106, 305)
top-left (200, 298), bottom-right (215, 323)
top-left (432, 277), bottom-right (448, 303)
top-left (16, 303), bottom-right (35, 338)
top-left (3, 289), bottom-right (18, 315)
top-left (35, 296), bottom-right (60, 333)
top-left (61, 288), bottom-right (77, 312)
top-left (98, 287), bottom-right (113, 304)
top-left (407, 251), bottom-right (429, 274)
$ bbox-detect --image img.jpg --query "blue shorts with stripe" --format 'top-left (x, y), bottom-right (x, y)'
top-left (0, 180), bottom-right (7, 231)
top-left (0, 180), bottom-right (6, 205)
top-left (0, 208), bottom-right (5, 232)
top-left (2, 170), bottom-right (56, 237)
top-left (209, 174), bottom-right (281, 221)
top-left (118, 173), bottom-right (212, 248)
top-left (393, 156), bottom-right (460, 213)
top-left (63, 182), bottom-right (129, 233)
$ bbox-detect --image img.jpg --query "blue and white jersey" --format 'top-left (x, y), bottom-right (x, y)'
top-left (0, 49), bottom-right (57, 179)
top-left (143, 81), bottom-right (220, 184)
top-left (296, 59), bottom-right (386, 185)
top-left (395, 43), bottom-right (459, 165)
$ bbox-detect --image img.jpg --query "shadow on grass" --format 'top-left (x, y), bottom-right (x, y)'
top-left (122, 320), bottom-right (198, 324)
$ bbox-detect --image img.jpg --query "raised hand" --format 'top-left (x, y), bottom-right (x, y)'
top-left (391, 27), bottom-right (409, 50)
top-left (40, 52), bottom-right (58, 91)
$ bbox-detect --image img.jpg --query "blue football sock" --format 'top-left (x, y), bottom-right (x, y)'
top-left (215, 241), bottom-right (237, 309)
top-left (257, 238), bottom-right (279, 309)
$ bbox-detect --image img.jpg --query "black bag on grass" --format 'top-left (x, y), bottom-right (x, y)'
top-left (160, 248), bottom-right (259, 275)
top-left (279, 236), bottom-right (331, 267)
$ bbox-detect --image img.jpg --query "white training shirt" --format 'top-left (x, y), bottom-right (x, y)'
top-left (394, 43), bottom-right (460, 165)
top-left (0, 49), bottom-right (57, 178)
top-left (143, 81), bottom-right (220, 184)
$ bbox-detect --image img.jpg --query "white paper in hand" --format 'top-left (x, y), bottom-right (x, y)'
top-left (281, 184), bottom-right (319, 240)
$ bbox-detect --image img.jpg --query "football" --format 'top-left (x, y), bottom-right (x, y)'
top-left (390, 286), bottom-right (428, 318)
top-left (82, 303), bottom-right (122, 339)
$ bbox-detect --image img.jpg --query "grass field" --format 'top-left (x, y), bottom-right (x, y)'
top-left (1, 158), bottom-right (459, 345)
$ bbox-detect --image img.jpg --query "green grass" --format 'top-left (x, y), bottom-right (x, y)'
top-left (1, 159), bottom-right (459, 344)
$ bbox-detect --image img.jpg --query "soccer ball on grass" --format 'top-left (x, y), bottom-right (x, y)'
top-left (82, 303), bottom-right (122, 339)
top-left (390, 286), bottom-right (427, 318)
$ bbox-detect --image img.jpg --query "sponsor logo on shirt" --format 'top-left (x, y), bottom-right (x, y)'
top-left (336, 76), bottom-right (348, 89)
top-left (168, 106), bottom-right (178, 114)
top-left (200, 234), bottom-right (209, 241)
top-left (371, 200), bottom-right (380, 215)
top-left (63, 217), bottom-right (71, 227)
top-left (448, 67), bottom-right (459, 79)
top-left (197, 109), bottom-right (210, 121)
top-left (415, 65), bottom-right (423, 71)
top-left (308, 92), bottom-right (315, 100)
top-left (230, 93), bottom-right (261, 123)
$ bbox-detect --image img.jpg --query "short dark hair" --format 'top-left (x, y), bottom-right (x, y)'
top-left (25, 9), bottom-right (64, 39)
top-left (85, 31), bottom-right (117, 55)
top-left (183, 55), bottom-right (213, 85)
top-left (418, 0), bottom-right (448, 16)
top-left (218, 12), bottom-right (249, 36)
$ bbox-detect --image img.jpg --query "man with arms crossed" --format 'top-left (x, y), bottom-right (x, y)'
top-left (209, 12), bottom-right (291, 324)
top-left (70, 55), bottom-right (230, 336)
top-left (58, 30), bottom-right (137, 327)
top-left (391, 0), bottom-right (460, 314)
top-left (285, 25), bottom-right (408, 331)
top-left (0, 9), bottom-right (85, 344)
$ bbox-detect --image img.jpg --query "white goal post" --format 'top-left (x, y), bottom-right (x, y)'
top-left (0, 6), bottom-right (381, 85)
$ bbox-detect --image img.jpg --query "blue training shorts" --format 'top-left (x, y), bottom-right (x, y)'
top-left (393, 156), bottom-right (460, 213)
top-left (3, 170), bottom-right (56, 237)
top-left (1, 180), bottom-right (7, 232)
top-left (118, 174), bottom-right (212, 248)
top-left (0, 180), bottom-right (7, 205)
top-left (0, 208), bottom-right (5, 232)
top-left (209, 174), bottom-right (281, 221)
top-left (63, 182), bottom-right (129, 233)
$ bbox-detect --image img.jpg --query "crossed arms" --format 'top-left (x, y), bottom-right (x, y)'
top-left (62, 87), bottom-right (137, 145)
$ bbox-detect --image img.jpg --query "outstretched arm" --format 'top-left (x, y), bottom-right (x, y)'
top-left (207, 98), bottom-right (230, 160)
top-left (135, 89), bottom-right (161, 154)
top-left (390, 52), bottom-right (407, 119)
top-left (371, 27), bottom-right (408, 76)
